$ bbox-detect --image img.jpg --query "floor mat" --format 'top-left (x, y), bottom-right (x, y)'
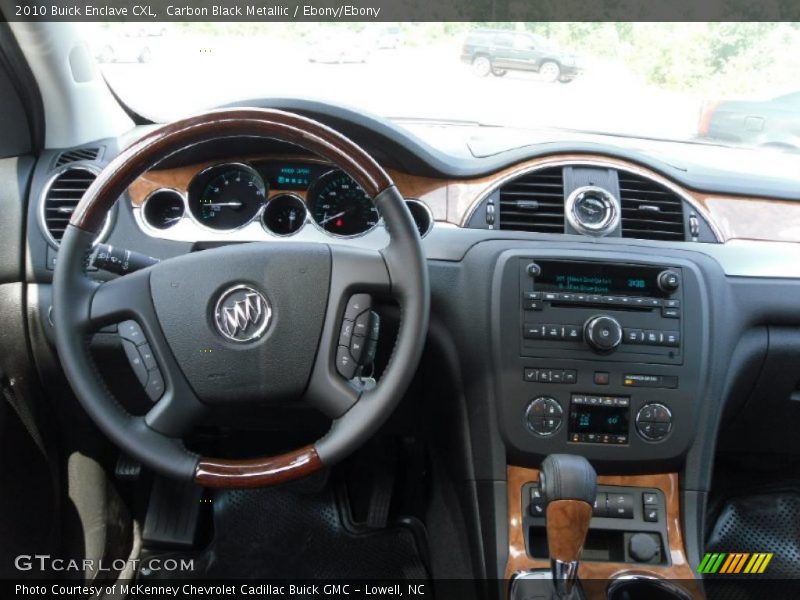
top-left (143, 483), bottom-right (429, 580)
top-left (705, 492), bottom-right (800, 600)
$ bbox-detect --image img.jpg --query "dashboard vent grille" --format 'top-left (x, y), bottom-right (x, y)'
top-left (42, 167), bottom-right (97, 244)
top-left (55, 147), bottom-right (100, 167)
top-left (498, 167), bottom-right (565, 233)
top-left (618, 172), bottom-right (685, 241)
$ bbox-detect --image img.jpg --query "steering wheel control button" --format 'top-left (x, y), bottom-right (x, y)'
top-left (350, 336), bottom-right (366, 362)
top-left (354, 310), bottom-right (372, 336)
top-left (145, 369), bottom-right (165, 402)
top-left (336, 345), bottom-right (357, 379)
top-left (122, 339), bottom-right (148, 386)
top-left (344, 294), bottom-right (371, 321)
top-left (139, 343), bottom-right (157, 371)
top-left (339, 320), bottom-right (354, 346)
top-left (636, 403), bottom-right (673, 441)
top-left (119, 320), bottom-right (146, 346)
top-left (584, 315), bottom-right (623, 353)
top-left (525, 397), bottom-right (563, 437)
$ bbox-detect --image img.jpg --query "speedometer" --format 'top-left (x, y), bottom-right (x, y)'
top-left (187, 163), bottom-right (266, 230)
top-left (307, 170), bottom-right (379, 237)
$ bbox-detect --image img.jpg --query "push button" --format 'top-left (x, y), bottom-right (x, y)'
top-left (144, 369), bottom-right (165, 402)
top-left (339, 320), bottom-right (354, 346)
top-left (139, 343), bottom-right (157, 371)
top-left (119, 320), bottom-right (146, 346)
top-left (607, 493), bottom-right (633, 519)
top-left (336, 346), bottom-right (357, 379)
top-left (643, 492), bottom-right (659, 505)
top-left (122, 339), bottom-right (148, 386)
top-left (643, 507), bottom-right (659, 522)
top-left (354, 311), bottom-right (371, 336)
top-left (349, 335), bottom-right (366, 362)
top-left (344, 294), bottom-right (371, 321)
top-left (524, 368), bottom-right (538, 382)
top-left (593, 492), bottom-right (608, 517)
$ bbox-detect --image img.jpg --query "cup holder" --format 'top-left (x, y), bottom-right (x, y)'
top-left (607, 576), bottom-right (692, 600)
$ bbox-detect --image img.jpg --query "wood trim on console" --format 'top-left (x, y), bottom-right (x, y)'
top-left (506, 466), bottom-right (701, 599)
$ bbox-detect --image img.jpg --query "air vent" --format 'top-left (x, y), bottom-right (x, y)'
top-left (42, 167), bottom-right (97, 244)
top-left (498, 167), bottom-right (565, 233)
top-left (55, 147), bottom-right (100, 167)
top-left (618, 172), bottom-right (685, 241)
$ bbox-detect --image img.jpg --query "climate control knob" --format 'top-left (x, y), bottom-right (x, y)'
top-left (584, 315), bottom-right (623, 353)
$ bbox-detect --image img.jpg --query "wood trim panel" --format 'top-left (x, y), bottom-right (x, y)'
top-left (506, 466), bottom-right (702, 599)
top-left (195, 445), bottom-right (322, 488)
top-left (127, 149), bottom-right (800, 244)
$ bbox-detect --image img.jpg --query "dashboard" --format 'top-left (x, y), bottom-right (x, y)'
top-left (18, 103), bottom-right (800, 586)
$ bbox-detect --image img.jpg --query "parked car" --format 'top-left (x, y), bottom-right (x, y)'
top-left (698, 90), bottom-right (800, 151)
top-left (460, 29), bottom-right (582, 82)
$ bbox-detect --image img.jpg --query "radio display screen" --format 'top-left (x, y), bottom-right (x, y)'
top-left (568, 403), bottom-right (629, 436)
top-left (533, 260), bottom-right (666, 297)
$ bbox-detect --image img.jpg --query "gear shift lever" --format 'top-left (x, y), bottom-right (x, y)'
top-left (540, 454), bottom-right (597, 599)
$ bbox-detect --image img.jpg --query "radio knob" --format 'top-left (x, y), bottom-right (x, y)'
top-left (657, 269), bottom-right (680, 293)
top-left (584, 315), bottom-right (623, 353)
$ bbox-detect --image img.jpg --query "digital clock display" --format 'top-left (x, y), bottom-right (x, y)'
top-left (532, 260), bottom-right (666, 297)
top-left (257, 163), bottom-right (327, 191)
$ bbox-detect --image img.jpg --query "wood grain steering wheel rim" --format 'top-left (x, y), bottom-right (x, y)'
top-left (53, 108), bottom-right (429, 487)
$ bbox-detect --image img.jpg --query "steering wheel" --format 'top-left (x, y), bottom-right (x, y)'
top-left (53, 108), bottom-right (429, 487)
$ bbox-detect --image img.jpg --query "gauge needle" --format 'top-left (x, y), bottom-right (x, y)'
top-left (320, 208), bottom-right (354, 225)
top-left (205, 201), bottom-right (243, 208)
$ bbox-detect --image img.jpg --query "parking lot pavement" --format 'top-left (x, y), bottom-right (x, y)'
top-left (101, 41), bottom-right (701, 141)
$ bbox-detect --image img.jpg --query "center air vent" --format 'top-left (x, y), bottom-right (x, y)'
top-left (41, 167), bottom-right (98, 245)
top-left (618, 172), bottom-right (685, 241)
top-left (498, 167), bottom-right (565, 233)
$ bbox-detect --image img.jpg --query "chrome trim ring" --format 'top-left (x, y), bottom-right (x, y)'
top-left (565, 185), bottom-right (620, 237)
top-left (260, 193), bottom-right (308, 237)
top-left (404, 198), bottom-right (435, 238)
top-left (186, 162), bottom-right (267, 233)
top-left (306, 169), bottom-right (382, 239)
top-left (140, 187), bottom-right (187, 231)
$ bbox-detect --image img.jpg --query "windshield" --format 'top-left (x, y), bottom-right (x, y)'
top-left (91, 22), bottom-right (800, 151)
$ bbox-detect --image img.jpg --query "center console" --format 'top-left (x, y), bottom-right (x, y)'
top-left (494, 250), bottom-right (708, 466)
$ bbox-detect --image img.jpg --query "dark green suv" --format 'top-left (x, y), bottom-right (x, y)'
top-left (460, 29), bottom-right (582, 82)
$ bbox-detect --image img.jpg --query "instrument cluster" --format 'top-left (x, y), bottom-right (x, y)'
top-left (141, 160), bottom-right (393, 239)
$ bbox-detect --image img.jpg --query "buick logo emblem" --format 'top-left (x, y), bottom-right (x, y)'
top-left (214, 285), bottom-right (271, 342)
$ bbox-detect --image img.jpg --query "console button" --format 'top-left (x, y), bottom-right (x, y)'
top-left (662, 307), bottom-right (681, 319)
top-left (651, 405), bottom-right (671, 423)
top-left (543, 292), bottom-right (558, 302)
top-left (594, 371), bottom-right (610, 385)
top-left (593, 492), bottom-right (608, 517)
top-left (344, 294), bottom-right (371, 321)
top-left (643, 507), bottom-right (660, 523)
top-left (525, 397), bottom-right (563, 436)
top-left (652, 422), bottom-right (671, 437)
top-left (644, 330), bottom-right (660, 345)
top-left (663, 299), bottom-right (680, 308)
top-left (643, 492), bottom-right (659, 505)
top-left (564, 325), bottom-right (582, 341)
top-left (636, 403), bottom-right (672, 441)
top-left (524, 368), bottom-right (538, 382)
top-left (607, 493), bottom-right (634, 519)
top-left (538, 370), bottom-right (552, 383)
top-left (530, 502), bottom-right (545, 517)
top-left (545, 324), bottom-right (561, 339)
top-left (624, 328), bottom-right (645, 344)
top-left (524, 299), bottom-right (543, 311)
top-left (523, 291), bottom-right (542, 301)
top-left (523, 324), bottom-right (545, 339)
top-left (563, 370), bottom-right (577, 384)
top-left (550, 370), bottom-right (564, 383)
top-left (664, 331), bottom-right (680, 346)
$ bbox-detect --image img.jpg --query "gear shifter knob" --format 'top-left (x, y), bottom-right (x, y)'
top-left (540, 455), bottom-right (597, 598)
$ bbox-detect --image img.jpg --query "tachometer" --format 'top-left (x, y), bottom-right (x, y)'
top-left (187, 163), bottom-right (266, 230)
top-left (307, 170), bottom-right (379, 237)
